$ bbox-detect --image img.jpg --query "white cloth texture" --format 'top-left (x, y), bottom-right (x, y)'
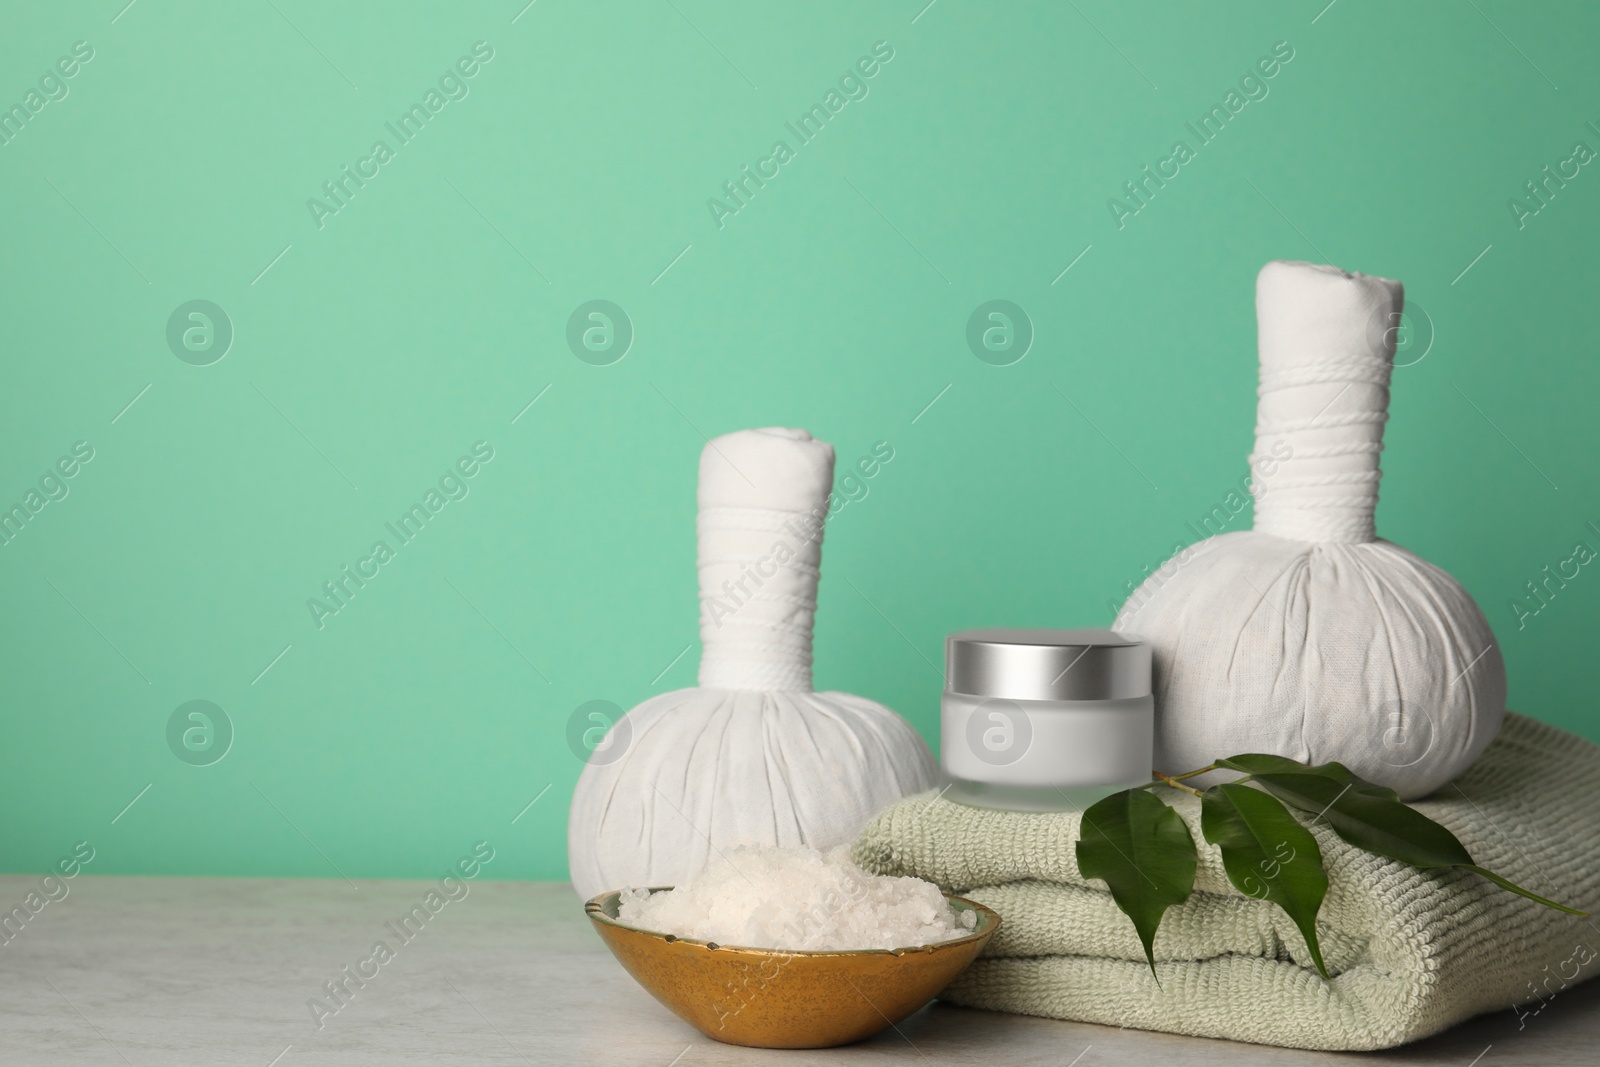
top-left (1252, 259), bottom-right (1400, 544)
top-left (696, 426), bottom-right (833, 692)
top-left (568, 428), bottom-right (937, 900)
top-left (852, 713), bottom-right (1600, 1051)
top-left (1116, 261), bottom-right (1505, 798)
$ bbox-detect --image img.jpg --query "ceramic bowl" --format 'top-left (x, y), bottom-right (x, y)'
top-left (585, 888), bottom-right (1000, 1049)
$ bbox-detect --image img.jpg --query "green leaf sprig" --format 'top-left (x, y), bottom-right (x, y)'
top-left (1075, 755), bottom-right (1587, 980)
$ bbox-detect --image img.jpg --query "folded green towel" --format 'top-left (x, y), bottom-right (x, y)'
top-left (852, 713), bottom-right (1600, 1050)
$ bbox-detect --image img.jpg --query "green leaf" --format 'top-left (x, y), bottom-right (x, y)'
top-left (1217, 755), bottom-right (1587, 917)
top-left (1463, 866), bottom-right (1585, 914)
top-left (1214, 752), bottom-right (1348, 779)
top-left (1200, 782), bottom-right (1331, 978)
top-left (1076, 788), bottom-right (1197, 976)
top-left (1217, 755), bottom-right (1469, 866)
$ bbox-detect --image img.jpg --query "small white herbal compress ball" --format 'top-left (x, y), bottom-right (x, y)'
top-left (1116, 262), bottom-right (1505, 799)
top-left (567, 428), bottom-right (937, 900)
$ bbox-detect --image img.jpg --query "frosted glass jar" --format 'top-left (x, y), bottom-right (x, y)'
top-left (941, 629), bottom-right (1153, 812)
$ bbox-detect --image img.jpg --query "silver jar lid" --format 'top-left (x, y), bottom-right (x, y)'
top-left (945, 628), bottom-right (1150, 701)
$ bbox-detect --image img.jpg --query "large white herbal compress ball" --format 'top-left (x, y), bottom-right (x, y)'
top-left (567, 428), bottom-right (937, 899)
top-left (1116, 261), bottom-right (1505, 799)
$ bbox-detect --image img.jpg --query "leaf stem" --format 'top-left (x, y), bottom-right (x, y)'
top-left (1153, 772), bottom-right (1205, 798)
top-left (1137, 763), bottom-right (1217, 793)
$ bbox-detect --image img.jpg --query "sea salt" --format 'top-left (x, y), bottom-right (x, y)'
top-left (616, 845), bottom-right (977, 952)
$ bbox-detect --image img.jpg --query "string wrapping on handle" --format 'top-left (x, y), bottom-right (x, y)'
top-left (1250, 261), bottom-right (1404, 544)
top-left (696, 428), bottom-right (835, 691)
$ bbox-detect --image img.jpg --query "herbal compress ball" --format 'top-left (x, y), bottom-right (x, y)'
top-left (1116, 261), bottom-right (1505, 799)
top-left (567, 428), bottom-right (937, 900)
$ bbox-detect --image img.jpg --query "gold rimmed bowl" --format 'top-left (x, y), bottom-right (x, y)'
top-left (585, 888), bottom-right (1000, 1049)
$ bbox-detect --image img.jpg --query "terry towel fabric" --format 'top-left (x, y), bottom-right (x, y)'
top-left (851, 713), bottom-right (1600, 1050)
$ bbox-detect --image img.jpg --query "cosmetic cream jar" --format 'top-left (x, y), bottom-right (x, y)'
top-left (941, 628), bottom-right (1153, 812)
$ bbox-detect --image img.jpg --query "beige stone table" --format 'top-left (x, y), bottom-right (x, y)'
top-left (0, 876), bottom-right (1594, 1065)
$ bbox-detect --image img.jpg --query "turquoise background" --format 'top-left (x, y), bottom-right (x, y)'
top-left (2, 0), bottom-right (1596, 882)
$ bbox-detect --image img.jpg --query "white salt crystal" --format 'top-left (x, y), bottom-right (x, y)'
top-left (615, 845), bottom-right (974, 951)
